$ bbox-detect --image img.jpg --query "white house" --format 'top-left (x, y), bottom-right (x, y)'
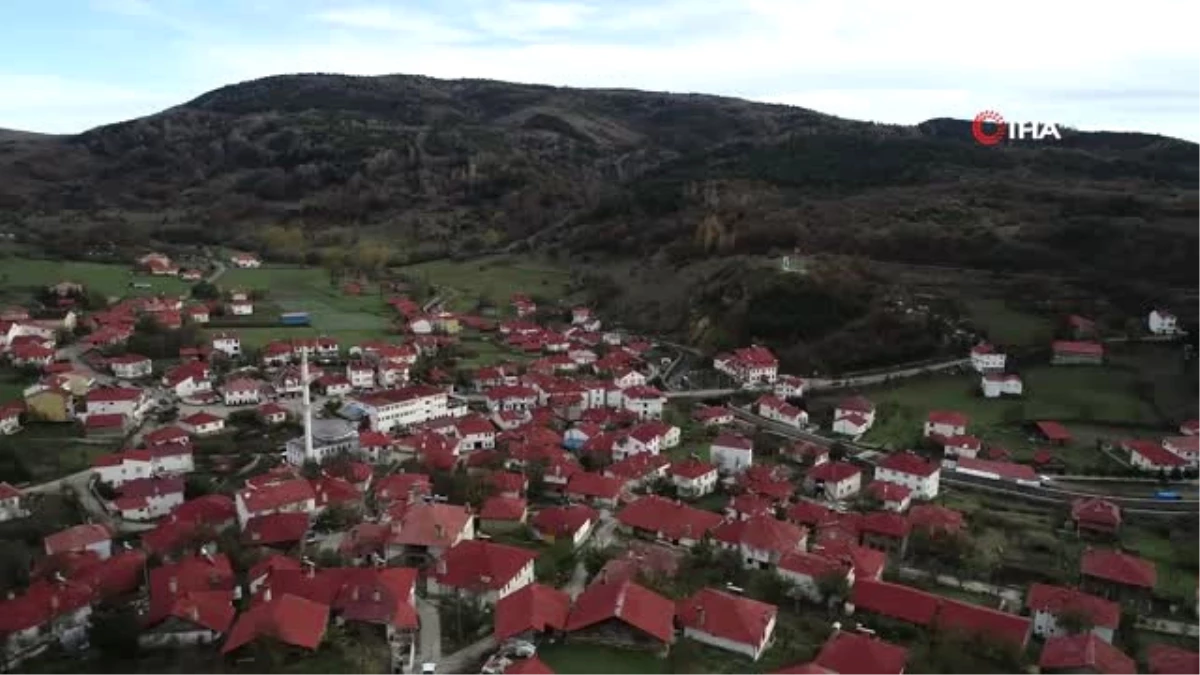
top-left (756, 395), bottom-right (807, 428)
top-left (677, 589), bottom-right (777, 661)
top-left (353, 386), bottom-right (451, 433)
top-left (621, 386), bottom-right (666, 420)
top-left (181, 412), bottom-right (225, 436)
top-left (611, 367), bottom-right (646, 390)
top-left (0, 403), bottom-right (21, 435)
top-left (44, 523), bottom-right (113, 559)
top-left (806, 461), bottom-right (862, 500)
top-left (234, 479), bottom-right (317, 527)
top-left (774, 375), bottom-right (807, 399)
top-left (1148, 309), bottom-right (1178, 336)
top-left (347, 361), bottom-right (376, 389)
top-left (114, 477), bottom-right (185, 521)
top-left (429, 540), bottom-right (537, 606)
top-left (970, 343), bottom-right (1007, 372)
top-left (221, 378), bottom-right (261, 406)
top-left (228, 300), bottom-right (253, 316)
top-left (211, 333), bottom-right (241, 358)
top-left (924, 410), bottom-right (968, 439)
top-left (710, 433), bottom-right (753, 474)
top-left (93, 450), bottom-right (153, 487)
top-left (531, 505), bottom-right (597, 549)
top-left (484, 385), bottom-right (539, 412)
top-left (1124, 440), bottom-right (1189, 472)
top-left (874, 452), bottom-right (941, 500)
top-left (109, 354), bottom-right (152, 380)
top-left (981, 373), bottom-right (1023, 398)
top-left (230, 253), bottom-right (261, 268)
top-left (0, 482), bottom-right (29, 522)
top-left (713, 345), bottom-right (779, 385)
top-left (1026, 583), bottom-right (1120, 644)
top-left (0, 580), bottom-right (93, 669)
top-left (778, 551), bottom-right (854, 603)
top-left (1162, 435), bottom-right (1199, 466)
top-left (670, 459), bottom-right (720, 498)
top-left (942, 434), bottom-right (982, 459)
top-left (85, 387), bottom-right (151, 423)
top-left (163, 361), bottom-right (213, 398)
top-left (832, 397), bottom-right (875, 437)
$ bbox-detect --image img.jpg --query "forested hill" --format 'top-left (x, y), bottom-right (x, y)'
top-left (0, 73), bottom-right (1196, 285)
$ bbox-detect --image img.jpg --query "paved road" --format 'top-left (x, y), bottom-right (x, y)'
top-left (58, 343), bottom-right (115, 386)
top-left (438, 636), bottom-right (496, 675)
top-left (415, 596), bottom-right (442, 666)
top-left (205, 259), bottom-right (227, 284)
top-left (663, 358), bottom-right (969, 397)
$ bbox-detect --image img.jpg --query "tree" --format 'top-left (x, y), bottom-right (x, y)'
top-left (815, 571), bottom-right (851, 607)
top-left (828, 442), bottom-right (848, 462)
top-left (191, 281), bottom-right (220, 300)
top-left (300, 460), bottom-right (322, 480)
top-left (1057, 607), bottom-right (1095, 636)
top-left (314, 504), bottom-right (359, 533)
top-left (89, 604), bottom-right (141, 660)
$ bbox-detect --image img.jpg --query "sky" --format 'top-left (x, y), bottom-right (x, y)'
top-left (2, 0), bottom-right (1197, 140)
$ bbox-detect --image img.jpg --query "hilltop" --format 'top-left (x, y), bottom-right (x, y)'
top-left (0, 72), bottom-right (1194, 283)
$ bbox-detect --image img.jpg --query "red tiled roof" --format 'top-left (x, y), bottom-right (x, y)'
top-left (374, 473), bottom-right (431, 503)
top-left (494, 583), bottom-right (570, 642)
top-left (727, 493), bottom-right (776, 518)
top-left (772, 663), bottom-right (833, 674)
top-left (851, 579), bottom-right (939, 625)
top-left (238, 478), bottom-right (315, 514)
top-left (1081, 549), bottom-right (1157, 589)
top-left (860, 511), bottom-right (912, 539)
top-left (44, 523), bottom-right (112, 555)
top-left (616, 496), bottom-right (723, 542)
top-left (878, 451), bottom-right (939, 477)
top-left (144, 425), bottom-right (190, 446)
top-left (182, 411), bottom-right (222, 426)
top-left (0, 579), bottom-right (93, 633)
top-left (712, 515), bottom-right (806, 557)
top-left (606, 452), bottom-right (670, 481)
top-left (1147, 644), bottom-right (1200, 675)
top-left (814, 631), bottom-right (907, 675)
top-left (433, 540), bottom-right (538, 591)
top-left (1052, 340), bottom-right (1105, 356)
top-left (161, 589), bottom-right (236, 634)
top-left (713, 432), bottom-right (752, 450)
top-left (622, 385), bottom-right (664, 401)
top-left (836, 396), bottom-right (875, 414)
top-left (567, 472), bottom-right (624, 500)
top-left (677, 587), bottom-right (776, 648)
top-left (505, 657), bottom-right (555, 675)
top-left (1036, 420), bottom-right (1073, 442)
top-left (670, 458), bottom-right (718, 480)
top-left (490, 471), bottom-right (529, 494)
top-left (778, 550), bottom-right (850, 580)
top-left (480, 496), bottom-right (527, 521)
top-left (565, 579), bottom-right (675, 644)
top-left (814, 540), bottom-right (886, 580)
top-left (907, 504), bottom-right (966, 534)
top-left (530, 505), bottom-right (597, 540)
top-left (1124, 439), bottom-right (1189, 468)
top-left (1026, 583), bottom-right (1120, 630)
top-left (334, 567), bottom-right (420, 630)
top-left (927, 410), bottom-right (969, 427)
top-left (221, 593), bottom-right (329, 654)
top-left (867, 481), bottom-right (912, 503)
top-left (786, 501), bottom-right (836, 527)
top-left (147, 554), bottom-right (236, 624)
top-left (935, 597), bottom-right (1031, 648)
top-left (388, 502), bottom-right (471, 547)
top-left (86, 413), bottom-right (126, 429)
top-left (1072, 498), bottom-right (1122, 530)
top-left (243, 512), bottom-right (310, 546)
top-left (1039, 634), bottom-right (1135, 675)
top-left (807, 461), bottom-right (860, 483)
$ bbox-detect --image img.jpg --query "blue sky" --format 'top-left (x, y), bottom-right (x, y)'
top-left (3, 0), bottom-right (1197, 140)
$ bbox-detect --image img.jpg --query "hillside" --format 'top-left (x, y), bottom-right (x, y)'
top-left (0, 73), bottom-right (1195, 286)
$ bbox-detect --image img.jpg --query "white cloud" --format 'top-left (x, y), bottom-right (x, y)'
top-left (3, 0), bottom-right (1196, 139)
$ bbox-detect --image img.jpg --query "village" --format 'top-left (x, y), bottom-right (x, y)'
top-left (0, 248), bottom-right (1195, 675)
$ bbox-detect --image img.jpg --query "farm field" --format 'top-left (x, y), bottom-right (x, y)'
top-left (962, 298), bottom-right (1056, 347)
top-left (399, 256), bottom-right (573, 312)
top-left (538, 643), bottom-right (666, 674)
top-left (843, 360), bottom-right (1169, 472)
top-left (215, 266), bottom-right (395, 345)
top-left (453, 334), bottom-right (529, 368)
top-left (0, 257), bottom-right (191, 300)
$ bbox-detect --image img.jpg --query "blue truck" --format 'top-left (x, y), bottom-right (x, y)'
top-left (280, 312), bottom-right (311, 326)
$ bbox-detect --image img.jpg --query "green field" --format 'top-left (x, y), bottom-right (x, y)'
top-left (853, 363), bottom-right (1162, 471)
top-left (0, 257), bottom-right (191, 301)
top-left (963, 298), bottom-right (1055, 347)
top-left (400, 256), bottom-right (572, 313)
top-left (454, 335), bottom-right (529, 368)
top-left (539, 643), bottom-right (666, 674)
top-left (215, 266), bottom-right (395, 345)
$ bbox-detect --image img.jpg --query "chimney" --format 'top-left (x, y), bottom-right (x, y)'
top-left (352, 587), bottom-right (360, 601)
top-left (168, 576), bottom-right (178, 593)
top-left (50, 594), bottom-right (60, 611)
top-left (436, 559), bottom-right (447, 576)
top-left (188, 604), bottom-right (200, 622)
top-left (434, 523), bottom-right (445, 539)
top-left (373, 589), bottom-right (382, 602)
top-left (264, 587), bottom-right (272, 602)
top-left (696, 606), bottom-right (705, 628)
